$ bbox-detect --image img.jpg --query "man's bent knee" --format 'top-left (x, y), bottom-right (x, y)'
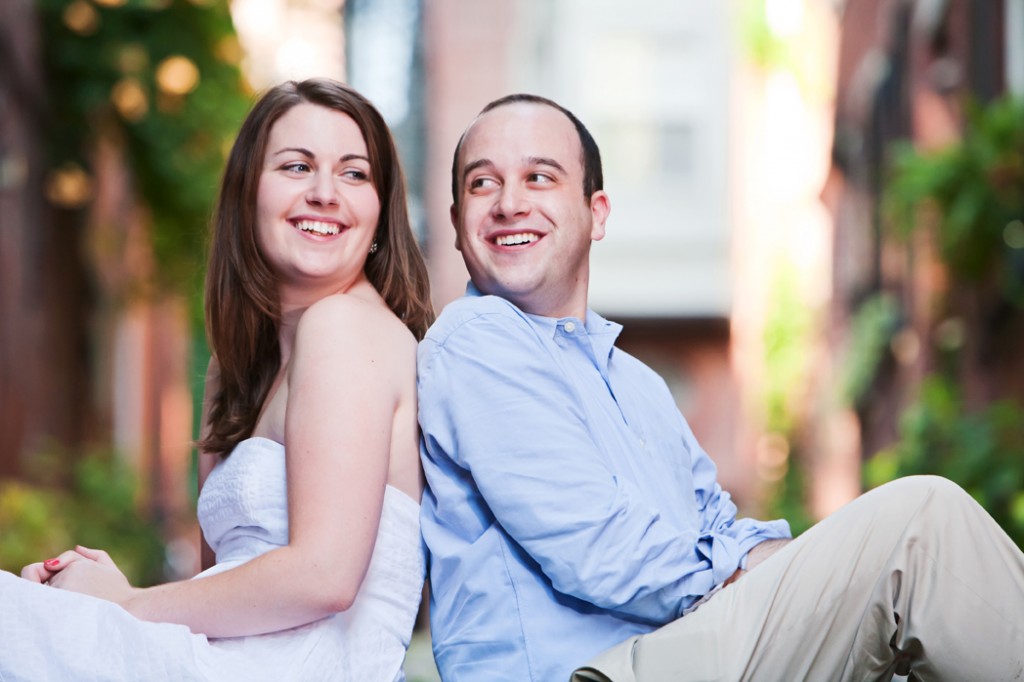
top-left (872, 474), bottom-right (968, 507)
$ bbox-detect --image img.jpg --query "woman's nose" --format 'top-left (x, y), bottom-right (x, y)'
top-left (306, 172), bottom-right (339, 206)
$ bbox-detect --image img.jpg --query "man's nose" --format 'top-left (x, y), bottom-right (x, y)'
top-left (493, 183), bottom-right (529, 219)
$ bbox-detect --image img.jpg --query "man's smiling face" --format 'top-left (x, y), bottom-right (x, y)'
top-left (451, 101), bottom-right (609, 319)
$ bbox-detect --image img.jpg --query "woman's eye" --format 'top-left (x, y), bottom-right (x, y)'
top-left (282, 162), bottom-right (311, 173)
top-left (342, 169), bottom-right (369, 181)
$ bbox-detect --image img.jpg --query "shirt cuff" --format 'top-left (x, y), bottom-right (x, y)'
top-left (696, 532), bottom-right (743, 586)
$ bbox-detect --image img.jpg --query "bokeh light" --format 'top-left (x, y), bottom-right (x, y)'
top-left (63, 0), bottom-right (99, 35)
top-left (214, 35), bottom-right (243, 65)
top-left (155, 56), bottom-right (200, 96)
top-left (111, 77), bottom-right (149, 122)
top-left (45, 163), bottom-right (94, 209)
top-left (934, 318), bottom-right (966, 352)
top-left (117, 44), bottom-right (150, 74)
top-left (756, 433), bottom-right (791, 483)
top-left (1005, 219), bottom-right (1024, 249)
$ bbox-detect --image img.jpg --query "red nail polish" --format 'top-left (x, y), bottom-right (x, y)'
top-left (44, 558), bottom-right (59, 568)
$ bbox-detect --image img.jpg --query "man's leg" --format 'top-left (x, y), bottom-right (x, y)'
top-left (574, 476), bottom-right (1024, 681)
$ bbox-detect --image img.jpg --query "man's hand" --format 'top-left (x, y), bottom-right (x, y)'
top-left (744, 538), bottom-right (791, 571)
top-left (723, 538), bottom-right (792, 587)
top-left (22, 545), bottom-right (137, 605)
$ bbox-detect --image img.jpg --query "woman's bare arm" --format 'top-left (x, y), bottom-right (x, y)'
top-left (51, 296), bottom-right (418, 637)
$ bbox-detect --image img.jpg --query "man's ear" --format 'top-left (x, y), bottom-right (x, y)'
top-left (450, 203), bottom-right (462, 251)
top-left (589, 191), bottom-right (610, 242)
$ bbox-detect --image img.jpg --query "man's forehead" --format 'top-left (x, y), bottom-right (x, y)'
top-left (461, 102), bottom-right (580, 166)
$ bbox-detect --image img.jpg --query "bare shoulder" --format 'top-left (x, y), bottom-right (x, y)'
top-left (296, 293), bottom-right (417, 365)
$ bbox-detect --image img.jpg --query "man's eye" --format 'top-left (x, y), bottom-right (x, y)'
top-left (469, 177), bottom-right (496, 190)
top-left (528, 173), bottom-right (553, 184)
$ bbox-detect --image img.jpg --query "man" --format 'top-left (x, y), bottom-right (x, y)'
top-left (418, 94), bottom-right (1024, 681)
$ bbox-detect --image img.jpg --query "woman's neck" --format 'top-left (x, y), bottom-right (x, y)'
top-left (275, 276), bottom-right (377, 363)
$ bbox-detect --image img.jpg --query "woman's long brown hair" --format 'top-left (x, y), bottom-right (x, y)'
top-left (199, 78), bottom-right (433, 457)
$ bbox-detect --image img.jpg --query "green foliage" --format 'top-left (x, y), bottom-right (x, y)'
top-left (884, 96), bottom-right (1024, 304)
top-left (762, 450), bottom-right (813, 537)
top-left (762, 268), bottom-right (812, 435)
top-left (0, 483), bottom-right (70, 569)
top-left (865, 377), bottom-right (1024, 548)
top-left (0, 451), bottom-right (166, 585)
top-left (36, 0), bottom-right (251, 305)
top-left (841, 293), bottom-right (900, 405)
top-left (736, 0), bottom-right (793, 72)
top-left (869, 96), bottom-right (1024, 547)
top-left (760, 267), bottom-right (815, 535)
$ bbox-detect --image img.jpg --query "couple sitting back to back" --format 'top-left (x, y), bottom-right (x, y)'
top-left (3, 79), bottom-right (1022, 682)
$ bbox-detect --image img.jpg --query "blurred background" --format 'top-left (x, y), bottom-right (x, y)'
top-left (1, 0), bottom-right (1023, 676)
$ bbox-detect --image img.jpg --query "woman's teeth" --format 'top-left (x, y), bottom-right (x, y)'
top-left (296, 220), bottom-right (340, 236)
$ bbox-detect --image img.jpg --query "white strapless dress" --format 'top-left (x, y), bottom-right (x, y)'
top-left (0, 437), bottom-right (425, 681)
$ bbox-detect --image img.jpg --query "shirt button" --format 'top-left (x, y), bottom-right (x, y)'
top-left (563, 321), bottom-right (576, 333)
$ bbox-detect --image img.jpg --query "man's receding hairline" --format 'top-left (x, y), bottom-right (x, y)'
top-left (457, 99), bottom-right (584, 173)
top-left (452, 92), bottom-right (601, 206)
top-left (474, 98), bottom-right (579, 136)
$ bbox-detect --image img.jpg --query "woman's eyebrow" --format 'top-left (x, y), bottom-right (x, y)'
top-left (270, 148), bottom-right (370, 164)
top-left (272, 146), bottom-right (314, 157)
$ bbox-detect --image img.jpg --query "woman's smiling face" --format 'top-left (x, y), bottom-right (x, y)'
top-left (256, 102), bottom-right (380, 305)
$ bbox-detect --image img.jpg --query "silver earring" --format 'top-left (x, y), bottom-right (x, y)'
top-left (369, 240), bottom-right (378, 255)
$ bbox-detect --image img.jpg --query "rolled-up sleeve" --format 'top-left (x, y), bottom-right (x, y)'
top-left (420, 302), bottom-right (790, 624)
top-left (687, 417), bottom-right (792, 582)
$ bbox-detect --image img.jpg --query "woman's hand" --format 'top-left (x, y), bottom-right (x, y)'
top-left (22, 546), bottom-right (137, 605)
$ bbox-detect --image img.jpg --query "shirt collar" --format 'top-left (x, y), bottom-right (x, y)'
top-left (463, 281), bottom-right (622, 372)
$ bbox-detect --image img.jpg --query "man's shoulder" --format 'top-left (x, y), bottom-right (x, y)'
top-left (424, 294), bottom-right (533, 344)
top-left (417, 294), bottom-right (554, 383)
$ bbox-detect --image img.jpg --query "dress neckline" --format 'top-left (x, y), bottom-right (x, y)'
top-left (229, 436), bottom-right (421, 510)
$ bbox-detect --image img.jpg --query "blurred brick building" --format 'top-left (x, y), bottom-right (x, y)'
top-left (822, 0), bottom-right (1024, 465)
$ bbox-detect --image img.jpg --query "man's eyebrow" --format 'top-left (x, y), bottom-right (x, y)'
top-left (462, 158), bottom-right (494, 177)
top-left (462, 157), bottom-right (567, 178)
top-left (527, 156), bottom-right (567, 174)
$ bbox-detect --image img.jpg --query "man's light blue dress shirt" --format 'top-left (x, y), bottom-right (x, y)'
top-left (418, 287), bottom-right (791, 681)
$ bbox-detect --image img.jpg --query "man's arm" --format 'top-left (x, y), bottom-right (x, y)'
top-left (684, 417), bottom-right (792, 585)
top-left (421, 306), bottom-right (768, 623)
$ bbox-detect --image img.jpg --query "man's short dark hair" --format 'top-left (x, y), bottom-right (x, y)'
top-left (450, 94), bottom-right (604, 206)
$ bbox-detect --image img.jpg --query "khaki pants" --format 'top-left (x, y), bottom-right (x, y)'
top-left (573, 476), bottom-right (1024, 682)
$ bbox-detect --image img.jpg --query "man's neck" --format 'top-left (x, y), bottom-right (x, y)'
top-left (467, 281), bottom-right (589, 321)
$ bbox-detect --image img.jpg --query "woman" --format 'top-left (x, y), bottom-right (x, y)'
top-left (1, 78), bottom-right (433, 681)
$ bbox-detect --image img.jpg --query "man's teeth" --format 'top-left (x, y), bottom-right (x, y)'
top-left (296, 220), bottom-right (341, 236)
top-left (495, 233), bottom-right (539, 246)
